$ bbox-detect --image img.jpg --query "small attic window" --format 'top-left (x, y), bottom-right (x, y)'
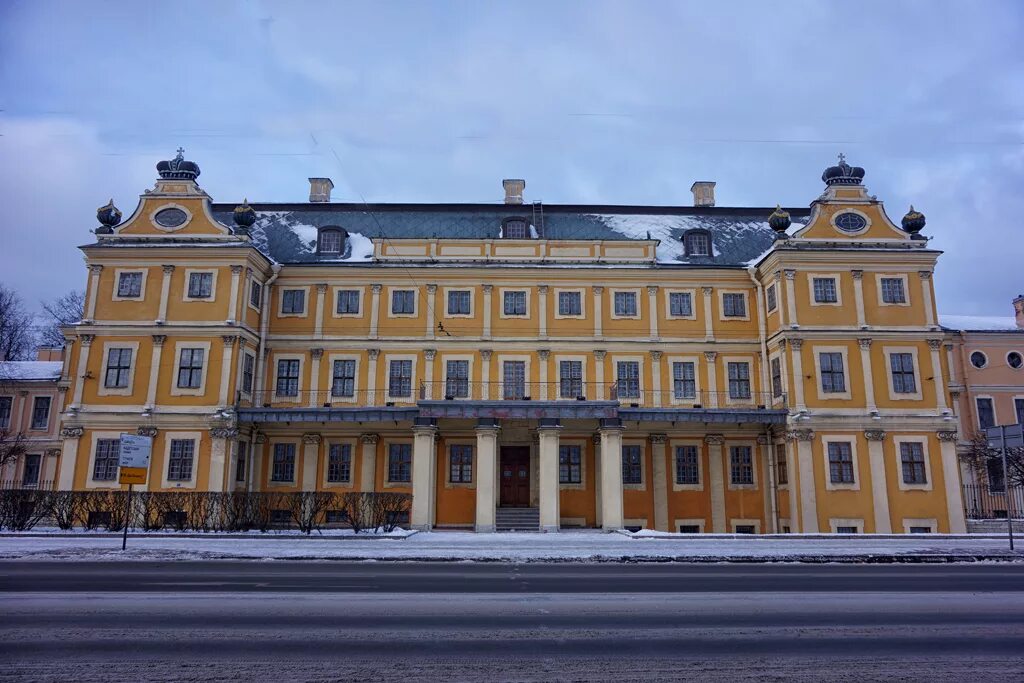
top-left (683, 229), bottom-right (712, 257)
top-left (502, 218), bottom-right (530, 240)
top-left (318, 227), bottom-right (346, 254)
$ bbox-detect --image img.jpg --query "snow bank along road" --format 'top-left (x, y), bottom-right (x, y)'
top-left (2, 563), bottom-right (1024, 682)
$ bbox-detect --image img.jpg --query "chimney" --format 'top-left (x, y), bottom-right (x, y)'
top-left (308, 177), bottom-right (334, 203)
top-left (503, 179), bottom-right (525, 205)
top-left (1014, 294), bottom-right (1024, 329)
top-left (690, 181), bottom-right (716, 207)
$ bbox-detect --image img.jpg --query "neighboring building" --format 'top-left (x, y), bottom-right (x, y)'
top-left (0, 349), bottom-right (65, 488)
top-left (55, 150), bottom-right (966, 534)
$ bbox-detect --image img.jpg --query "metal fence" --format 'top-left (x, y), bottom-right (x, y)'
top-left (0, 479), bottom-right (54, 491)
top-left (962, 484), bottom-right (1024, 520)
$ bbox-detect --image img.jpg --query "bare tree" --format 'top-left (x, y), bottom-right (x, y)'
top-left (38, 290), bottom-right (84, 348)
top-left (0, 427), bottom-right (28, 473)
top-left (960, 430), bottom-right (1024, 489)
top-left (0, 284), bottom-right (35, 361)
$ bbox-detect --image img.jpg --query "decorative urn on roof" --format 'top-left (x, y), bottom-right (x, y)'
top-left (768, 204), bottom-right (791, 239)
top-left (821, 153), bottom-right (865, 186)
top-left (901, 205), bottom-right (926, 240)
top-left (156, 147), bottom-right (201, 180)
top-left (233, 198), bottom-right (256, 236)
top-left (95, 199), bottom-right (122, 234)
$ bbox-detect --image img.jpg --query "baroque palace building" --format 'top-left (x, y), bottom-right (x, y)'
top-left (53, 150), bottom-right (967, 534)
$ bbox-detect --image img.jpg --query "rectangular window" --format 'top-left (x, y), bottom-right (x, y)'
top-left (613, 291), bottom-right (637, 316)
top-left (675, 445), bottom-right (699, 485)
top-left (241, 353), bottom-right (255, 394)
top-left (977, 398), bottom-right (996, 430)
top-left (678, 524), bottom-right (701, 534)
top-left (281, 289), bottom-right (305, 314)
top-left (388, 444), bottom-right (412, 483)
top-left (622, 445), bottom-right (643, 485)
top-left (775, 444), bottom-right (788, 485)
top-left (167, 439), bottom-right (195, 482)
top-left (672, 362), bottom-right (696, 400)
top-left (819, 352), bottom-right (846, 394)
top-left (388, 360), bottom-right (413, 398)
top-left (504, 220), bottom-right (528, 239)
top-left (93, 439), bottom-right (120, 481)
top-left (177, 348), bottom-right (205, 389)
top-left (987, 457), bottom-right (1006, 492)
top-left (336, 289), bottom-right (360, 314)
top-left (503, 290), bottom-right (526, 316)
top-left (117, 271), bottom-right (142, 298)
top-left (727, 362), bottom-right (751, 400)
top-left (616, 361), bottom-right (640, 399)
top-left (187, 272), bottom-right (214, 299)
top-left (235, 441), bottom-right (248, 483)
top-left (735, 524), bottom-right (756, 535)
top-left (559, 360), bottom-right (583, 399)
top-left (836, 526), bottom-right (858, 534)
top-left (22, 453), bottom-right (41, 485)
top-left (812, 277), bottom-right (837, 303)
top-left (766, 284), bottom-right (777, 312)
top-left (502, 360), bottom-right (526, 399)
top-left (30, 396), bottom-right (51, 430)
top-left (271, 443), bottom-right (296, 482)
top-left (558, 291), bottom-right (581, 316)
top-left (1015, 398), bottom-right (1024, 425)
top-left (447, 290), bottom-right (471, 315)
top-left (669, 292), bottom-right (692, 317)
top-left (730, 446), bottom-right (753, 485)
top-left (909, 526), bottom-right (932, 534)
top-left (900, 442), bottom-right (927, 485)
top-left (0, 396), bottom-right (11, 429)
top-left (249, 281), bottom-right (262, 308)
top-left (880, 278), bottom-right (906, 304)
top-left (328, 444), bottom-right (352, 483)
top-left (723, 293), bottom-right (746, 317)
top-left (104, 348), bottom-right (133, 388)
top-left (890, 353), bottom-right (917, 394)
top-left (771, 357), bottom-right (783, 398)
top-left (827, 442), bottom-right (855, 484)
top-left (331, 360), bottom-right (356, 398)
top-left (276, 359), bottom-right (300, 397)
top-left (449, 444), bottom-right (473, 483)
top-left (445, 360), bottom-right (469, 399)
top-left (558, 445), bottom-right (582, 484)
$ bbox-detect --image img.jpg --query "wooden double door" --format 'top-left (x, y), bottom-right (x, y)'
top-left (499, 447), bottom-right (531, 507)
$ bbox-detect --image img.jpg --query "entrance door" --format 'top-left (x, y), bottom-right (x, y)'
top-left (500, 447), bottom-right (531, 507)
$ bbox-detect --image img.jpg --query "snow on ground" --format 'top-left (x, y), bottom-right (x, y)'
top-left (0, 530), bottom-right (1018, 563)
top-left (939, 314), bottom-right (1020, 331)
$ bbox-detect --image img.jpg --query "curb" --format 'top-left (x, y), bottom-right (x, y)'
top-left (0, 531), bottom-right (418, 541)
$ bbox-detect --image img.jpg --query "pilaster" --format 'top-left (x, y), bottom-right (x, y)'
top-left (864, 429), bottom-right (891, 533)
top-left (650, 434), bottom-right (668, 531)
top-left (705, 434), bottom-right (726, 532)
top-left (537, 419), bottom-right (562, 532)
top-left (411, 422), bottom-right (438, 531)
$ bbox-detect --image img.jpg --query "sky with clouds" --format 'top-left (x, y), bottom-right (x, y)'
top-left (1, 0), bottom-right (1022, 316)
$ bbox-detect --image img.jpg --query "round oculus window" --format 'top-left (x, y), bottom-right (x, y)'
top-left (970, 351), bottom-right (988, 369)
top-left (1008, 351), bottom-right (1023, 370)
top-left (154, 207), bottom-right (188, 228)
top-left (834, 212), bottom-right (868, 233)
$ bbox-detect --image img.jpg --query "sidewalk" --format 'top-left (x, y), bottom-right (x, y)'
top-left (1, 530), bottom-right (1021, 563)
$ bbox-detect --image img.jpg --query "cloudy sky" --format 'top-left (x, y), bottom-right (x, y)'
top-left (1, 0), bottom-right (1021, 316)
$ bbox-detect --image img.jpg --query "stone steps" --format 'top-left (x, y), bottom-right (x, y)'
top-left (495, 507), bottom-right (540, 532)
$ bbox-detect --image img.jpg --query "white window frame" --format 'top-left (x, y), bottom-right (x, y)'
top-left (85, 430), bottom-right (128, 489)
top-left (384, 354), bottom-right (417, 402)
top-left (813, 345), bottom-right (852, 400)
top-left (267, 439), bottom-right (300, 486)
top-left (821, 435), bottom-right (860, 491)
top-left (768, 351), bottom-right (787, 405)
top-left (609, 288), bottom-right (642, 319)
top-left (240, 351), bottom-right (256, 397)
top-left (443, 287), bottom-right (475, 319)
top-left (183, 268), bottom-right (218, 302)
top-left (883, 346), bottom-right (923, 401)
top-left (554, 354), bottom-right (587, 400)
top-left (621, 441), bottom-right (646, 490)
top-left (499, 288), bottom-right (530, 319)
top-left (726, 441), bottom-right (758, 490)
top-left (553, 287), bottom-right (586, 319)
top-left (731, 518), bottom-right (761, 534)
top-left (664, 288), bottom-right (697, 320)
top-left (829, 518), bottom-right (865, 534)
top-left (278, 286), bottom-right (310, 318)
top-left (807, 272), bottom-right (842, 307)
top-left (875, 273), bottom-right (910, 307)
top-left (975, 394), bottom-right (997, 429)
top-left (670, 439), bottom-right (704, 491)
top-left (445, 440), bottom-right (476, 489)
top-left (613, 355), bottom-right (644, 401)
top-left (323, 438), bottom-right (357, 489)
top-left (270, 352), bottom-right (304, 403)
top-left (765, 283), bottom-right (778, 313)
top-left (441, 353), bottom-right (474, 400)
top-left (893, 436), bottom-right (933, 492)
top-left (722, 355), bottom-right (756, 406)
top-left (247, 278), bottom-right (264, 312)
top-left (331, 286), bottom-right (364, 318)
top-left (1007, 353), bottom-right (1024, 372)
top-left (384, 441), bottom-right (414, 488)
top-left (98, 341), bottom-right (140, 397)
top-left (557, 439), bottom-right (587, 491)
top-left (969, 349), bottom-right (989, 369)
top-left (498, 354), bottom-right (531, 398)
top-left (326, 353), bottom-right (361, 403)
top-left (675, 518), bottom-right (706, 533)
top-left (666, 355), bottom-right (701, 405)
top-left (386, 287), bottom-right (418, 318)
top-left (112, 268), bottom-right (148, 301)
top-left (829, 207), bottom-right (871, 235)
top-left (902, 517), bottom-right (938, 534)
top-left (160, 432), bottom-right (201, 489)
top-left (170, 341), bottom-right (212, 397)
top-left (718, 289), bottom-right (750, 321)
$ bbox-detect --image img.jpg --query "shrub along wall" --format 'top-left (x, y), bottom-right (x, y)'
top-left (0, 489), bottom-right (411, 534)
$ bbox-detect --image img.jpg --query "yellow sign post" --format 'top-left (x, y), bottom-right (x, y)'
top-left (118, 433), bottom-right (153, 550)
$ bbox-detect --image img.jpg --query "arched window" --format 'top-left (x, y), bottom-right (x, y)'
top-left (318, 227), bottom-right (346, 254)
top-left (502, 218), bottom-right (531, 240)
top-left (682, 229), bottom-right (712, 257)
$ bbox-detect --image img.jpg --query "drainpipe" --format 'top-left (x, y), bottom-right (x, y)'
top-left (253, 264), bottom-right (282, 401)
top-left (747, 267), bottom-right (771, 405)
top-left (766, 423), bottom-right (780, 533)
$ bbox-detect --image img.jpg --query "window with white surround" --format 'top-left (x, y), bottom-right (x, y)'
top-left (770, 357), bottom-right (783, 398)
top-left (622, 445), bottom-right (643, 485)
top-left (672, 361), bottom-right (696, 400)
top-left (388, 359), bottom-right (413, 398)
top-left (92, 439), bottom-right (120, 481)
top-left (249, 280), bottom-right (262, 309)
top-left (276, 359), bottom-right (300, 397)
top-left (557, 290), bottom-right (582, 317)
top-left (722, 292), bottom-right (746, 318)
top-left (331, 360), bottom-right (356, 398)
top-left (318, 229), bottom-right (343, 254)
top-left (1015, 397), bottom-right (1024, 424)
top-left (766, 284), bottom-right (777, 312)
top-left (729, 446), bottom-right (754, 486)
top-left (616, 361), bottom-right (640, 399)
top-left (503, 219), bottom-right (529, 239)
top-left (683, 230), bottom-right (711, 256)
top-left (0, 396), bottom-right (11, 429)
top-left (271, 443), bottom-right (296, 483)
top-left (502, 360), bottom-right (526, 399)
top-left (167, 439), bottom-right (195, 482)
top-left (336, 289), bottom-right (360, 315)
top-left (559, 360), bottom-right (583, 399)
top-left (186, 271), bottom-right (214, 300)
top-left (22, 453), bottom-right (41, 486)
top-left (818, 351), bottom-right (846, 394)
top-left (447, 290), bottom-right (471, 316)
top-left (445, 359), bottom-right (470, 399)
top-left (880, 277), bottom-right (907, 304)
top-left (449, 444), bottom-right (473, 484)
top-left (241, 353), bottom-right (255, 394)
top-left (281, 289), bottom-right (306, 315)
top-left (116, 271), bottom-right (143, 299)
top-left (889, 352), bottom-right (917, 394)
top-left (104, 348), bottom-right (133, 389)
top-left (177, 348), bottom-right (205, 389)
top-left (503, 290), bottom-right (527, 316)
top-left (812, 277), bottom-right (838, 304)
top-left (727, 362), bottom-right (751, 400)
top-left (613, 291), bottom-right (638, 317)
top-left (559, 445), bottom-right (582, 484)
top-left (388, 444), bottom-right (412, 483)
top-left (30, 396), bottom-right (50, 430)
top-left (327, 444), bottom-right (352, 483)
top-left (669, 291), bottom-right (693, 317)
top-left (900, 442), bottom-right (927, 485)
top-left (827, 442), bottom-right (855, 485)
top-left (976, 397), bottom-right (995, 429)
top-left (1008, 352), bottom-right (1023, 370)
top-left (675, 445), bottom-right (700, 485)
top-left (390, 290), bottom-right (415, 315)
top-left (970, 351), bottom-right (988, 369)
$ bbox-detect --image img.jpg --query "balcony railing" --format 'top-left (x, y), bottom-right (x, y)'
top-left (610, 389), bottom-right (785, 410)
top-left (962, 484), bottom-right (1024, 520)
top-left (246, 390), bottom-right (415, 408)
top-left (1, 479), bottom-right (55, 491)
top-left (418, 381), bottom-right (614, 402)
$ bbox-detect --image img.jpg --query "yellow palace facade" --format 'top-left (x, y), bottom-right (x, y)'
top-left (54, 151), bottom-right (966, 534)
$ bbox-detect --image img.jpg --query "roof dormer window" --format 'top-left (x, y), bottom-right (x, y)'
top-left (318, 227), bottom-right (346, 255)
top-left (502, 218), bottom-right (530, 240)
top-left (683, 229), bottom-right (712, 257)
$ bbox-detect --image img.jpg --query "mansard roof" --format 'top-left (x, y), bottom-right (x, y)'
top-left (207, 202), bottom-right (810, 267)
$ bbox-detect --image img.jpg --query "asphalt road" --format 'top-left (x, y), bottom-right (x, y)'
top-left (3, 562), bottom-right (1024, 682)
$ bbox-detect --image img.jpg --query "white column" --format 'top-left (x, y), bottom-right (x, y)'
top-left (369, 284), bottom-right (382, 339)
top-left (793, 430), bottom-right (818, 533)
top-left (928, 339), bottom-right (948, 412)
top-left (425, 284), bottom-right (437, 339)
top-left (784, 269), bottom-right (798, 329)
top-left (84, 265), bottom-right (102, 322)
top-left (227, 265), bottom-right (243, 325)
top-left (858, 338), bottom-right (876, 413)
top-left (482, 285), bottom-right (493, 340)
top-left (314, 283), bottom-right (327, 338)
top-left (538, 350), bottom-right (549, 401)
top-left (702, 286), bottom-right (714, 340)
top-left (706, 435), bottom-right (726, 533)
top-left (57, 427), bottom-right (83, 490)
top-left (422, 349), bottom-right (436, 400)
top-left (146, 335), bottom-right (165, 408)
top-left (157, 265), bottom-right (174, 324)
top-left (919, 271), bottom-right (936, 328)
top-left (945, 343), bottom-right (958, 386)
top-left (594, 350), bottom-right (606, 401)
top-left (649, 351), bottom-right (662, 407)
top-left (308, 348), bottom-right (323, 407)
top-left (301, 433), bottom-right (321, 492)
top-left (218, 336), bottom-right (236, 406)
top-left (475, 422), bottom-right (499, 532)
top-left (938, 430), bottom-right (967, 533)
top-left (787, 441), bottom-right (799, 531)
top-left (538, 285), bottom-right (549, 340)
top-left (647, 286), bottom-right (659, 340)
top-left (72, 334), bottom-right (93, 407)
top-left (411, 423), bottom-right (438, 531)
top-left (774, 273), bottom-right (787, 328)
top-left (593, 433), bottom-right (603, 528)
top-left (789, 339), bottom-right (806, 412)
top-left (704, 351), bottom-right (719, 408)
top-left (852, 270), bottom-right (866, 328)
top-left (480, 349), bottom-right (492, 401)
top-left (209, 430), bottom-right (235, 492)
top-left (600, 421), bottom-right (624, 530)
top-left (538, 422), bottom-right (561, 532)
top-left (359, 434), bottom-right (378, 492)
top-left (365, 349), bottom-right (379, 406)
top-left (865, 430), bottom-right (892, 533)
top-left (759, 435), bottom-right (776, 534)
top-left (593, 286), bottom-right (604, 339)
top-left (651, 434), bottom-right (668, 532)
top-left (251, 437), bottom-right (265, 492)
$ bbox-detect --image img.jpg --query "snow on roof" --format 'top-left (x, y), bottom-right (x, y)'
top-left (939, 314), bottom-right (1021, 332)
top-left (0, 361), bottom-right (62, 382)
